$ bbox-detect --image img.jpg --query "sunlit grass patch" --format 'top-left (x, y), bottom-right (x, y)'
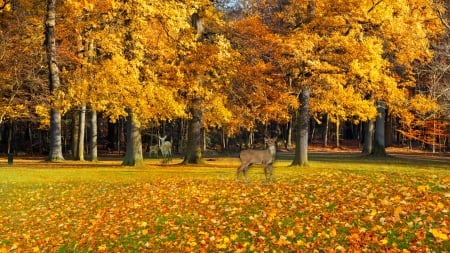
top-left (0, 155), bottom-right (449, 252)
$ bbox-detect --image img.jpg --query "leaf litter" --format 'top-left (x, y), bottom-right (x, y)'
top-left (0, 165), bottom-right (448, 252)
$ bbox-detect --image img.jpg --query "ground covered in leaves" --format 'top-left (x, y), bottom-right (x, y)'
top-left (0, 156), bottom-right (449, 252)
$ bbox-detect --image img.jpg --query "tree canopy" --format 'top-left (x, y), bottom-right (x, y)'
top-left (0, 0), bottom-right (447, 161)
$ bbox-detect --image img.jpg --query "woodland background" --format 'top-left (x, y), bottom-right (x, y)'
top-left (0, 0), bottom-right (449, 165)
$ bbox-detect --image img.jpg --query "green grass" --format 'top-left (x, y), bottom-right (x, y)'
top-left (0, 154), bottom-right (449, 252)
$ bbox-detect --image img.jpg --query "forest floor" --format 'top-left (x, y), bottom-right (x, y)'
top-left (1, 142), bottom-right (449, 252)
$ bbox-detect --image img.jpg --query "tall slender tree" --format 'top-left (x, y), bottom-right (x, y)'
top-left (45, 0), bottom-right (64, 161)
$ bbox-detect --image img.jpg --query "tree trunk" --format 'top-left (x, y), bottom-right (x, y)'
top-left (291, 87), bottom-right (310, 167)
top-left (89, 109), bottom-right (98, 161)
top-left (75, 105), bottom-right (86, 161)
top-left (7, 120), bottom-right (13, 154)
top-left (336, 118), bottom-right (340, 148)
top-left (373, 101), bottom-right (387, 155)
top-left (385, 113), bottom-right (393, 147)
top-left (122, 109), bottom-right (144, 166)
top-left (46, 0), bottom-right (64, 161)
top-left (324, 114), bottom-right (329, 147)
top-left (183, 98), bottom-right (203, 164)
top-left (362, 120), bottom-right (374, 154)
top-left (71, 111), bottom-right (79, 158)
top-left (287, 119), bottom-right (292, 150)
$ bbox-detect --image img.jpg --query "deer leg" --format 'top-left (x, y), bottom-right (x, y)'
top-left (236, 165), bottom-right (243, 181)
top-left (236, 163), bottom-right (250, 182)
top-left (266, 163), bottom-right (273, 183)
top-left (264, 165), bottom-right (268, 182)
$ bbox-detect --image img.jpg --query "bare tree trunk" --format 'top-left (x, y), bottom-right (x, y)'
top-left (373, 101), bottom-right (386, 155)
top-left (291, 87), bottom-right (310, 166)
top-left (362, 120), bottom-right (374, 154)
top-left (287, 119), bottom-right (292, 150)
top-left (122, 109), bottom-right (144, 166)
top-left (385, 113), bottom-right (393, 147)
top-left (7, 120), bottom-right (13, 154)
top-left (75, 105), bottom-right (86, 161)
top-left (89, 109), bottom-right (98, 161)
top-left (46, 0), bottom-right (64, 161)
top-left (183, 98), bottom-right (203, 164)
top-left (71, 111), bottom-right (79, 158)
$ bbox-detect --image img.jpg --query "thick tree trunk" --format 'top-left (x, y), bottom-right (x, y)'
top-left (362, 120), bottom-right (374, 154)
top-left (373, 101), bottom-right (387, 155)
top-left (385, 113), bottom-right (393, 147)
top-left (183, 98), bottom-right (203, 164)
top-left (122, 109), bottom-right (144, 166)
top-left (46, 0), bottom-right (64, 161)
top-left (291, 87), bottom-right (310, 167)
top-left (89, 109), bottom-right (98, 161)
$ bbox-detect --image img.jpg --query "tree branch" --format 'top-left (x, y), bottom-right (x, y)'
top-left (367, 0), bottom-right (384, 14)
top-left (0, 0), bottom-right (10, 10)
top-left (435, 7), bottom-right (450, 31)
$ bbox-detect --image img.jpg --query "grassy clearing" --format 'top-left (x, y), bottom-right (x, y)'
top-left (0, 154), bottom-right (449, 252)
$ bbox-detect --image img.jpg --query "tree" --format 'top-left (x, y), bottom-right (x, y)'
top-left (292, 87), bottom-right (310, 166)
top-left (61, 0), bottom-right (194, 165)
top-left (45, 0), bottom-right (64, 161)
top-left (243, 0), bottom-right (444, 161)
top-left (0, 0), bottom-right (48, 148)
top-left (225, 15), bottom-right (299, 136)
top-left (177, 5), bottom-right (237, 164)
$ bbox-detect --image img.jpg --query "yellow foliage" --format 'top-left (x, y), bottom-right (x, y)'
top-left (408, 94), bottom-right (439, 117)
top-left (34, 105), bottom-right (50, 129)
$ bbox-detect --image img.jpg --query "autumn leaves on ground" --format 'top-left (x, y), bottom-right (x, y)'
top-left (0, 156), bottom-right (449, 252)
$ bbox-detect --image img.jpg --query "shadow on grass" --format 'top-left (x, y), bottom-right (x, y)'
top-left (276, 151), bottom-right (449, 170)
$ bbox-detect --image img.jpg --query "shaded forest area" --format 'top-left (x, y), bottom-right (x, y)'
top-left (1, 114), bottom-right (448, 159)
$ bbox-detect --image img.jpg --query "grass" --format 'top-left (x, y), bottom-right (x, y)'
top-left (0, 153), bottom-right (449, 252)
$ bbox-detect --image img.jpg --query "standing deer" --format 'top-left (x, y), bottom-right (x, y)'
top-left (236, 137), bottom-right (277, 183)
top-left (159, 135), bottom-right (172, 164)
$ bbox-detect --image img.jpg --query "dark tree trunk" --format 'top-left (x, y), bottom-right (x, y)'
top-left (373, 101), bottom-right (387, 155)
top-left (291, 87), bottom-right (310, 167)
top-left (46, 0), bottom-right (64, 161)
top-left (183, 98), bottom-right (203, 164)
top-left (324, 114), bottom-right (329, 147)
top-left (385, 111), bottom-right (393, 147)
top-left (362, 120), bottom-right (374, 154)
top-left (71, 111), bottom-right (79, 158)
top-left (122, 109), bottom-right (144, 166)
top-left (7, 120), bottom-right (13, 154)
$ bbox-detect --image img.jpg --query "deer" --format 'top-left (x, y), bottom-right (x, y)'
top-left (236, 137), bottom-right (277, 183)
top-left (159, 135), bottom-right (172, 164)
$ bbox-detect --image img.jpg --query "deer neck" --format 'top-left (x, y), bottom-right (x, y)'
top-left (268, 145), bottom-right (276, 155)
